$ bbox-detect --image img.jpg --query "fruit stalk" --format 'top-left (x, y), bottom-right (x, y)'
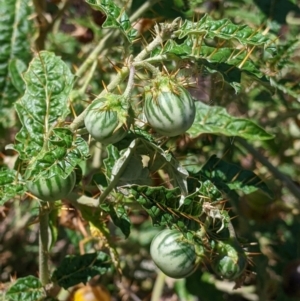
top-left (69, 20), bottom-right (179, 132)
top-left (151, 270), bottom-right (166, 301)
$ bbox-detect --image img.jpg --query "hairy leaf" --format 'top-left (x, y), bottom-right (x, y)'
top-left (51, 252), bottom-right (112, 289)
top-left (188, 101), bottom-right (274, 141)
top-left (198, 155), bottom-right (273, 198)
top-left (126, 181), bottom-right (222, 229)
top-left (15, 51), bottom-right (74, 157)
top-left (13, 51), bottom-right (89, 180)
top-left (0, 168), bottom-right (26, 205)
top-left (85, 0), bottom-right (137, 42)
top-left (0, 0), bottom-right (33, 127)
top-left (24, 130), bottom-right (90, 181)
top-left (161, 38), bottom-right (269, 93)
top-left (5, 276), bottom-right (44, 301)
top-left (165, 39), bottom-right (263, 78)
top-left (175, 15), bottom-right (276, 48)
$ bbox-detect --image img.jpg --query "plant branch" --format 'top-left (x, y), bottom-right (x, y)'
top-left (235, 137), bottom-right (300, 202)
top-left (69, 20), bottom-right (179, 132)
top-left (75, 0), bottom-right (160, 82)
top-left (123, 64), bottom-right (135, 100)
top-left (39, 204), bottom-right (50, 286)
top-left (78, 60), bottom-right (98, 95)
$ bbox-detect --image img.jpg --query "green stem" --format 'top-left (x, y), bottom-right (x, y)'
top-left (134, 61), bottom-right (160, 77)
top-left (151, 270), bottom-right (166, 301)
top-left (75, 0), bottom-right (160, 82)
top-left (227, 220), bottom-right (237, 241)
top-left (39, 204), bottom-right (50, 286)
top-left (69, 20), bottom-right (177, 132)
top-left (122, 65), bottom-right (136, 101)
top-left (78, 60), bottom-right (98, 95)
top-left (75, 31), bottom-right (115, 80)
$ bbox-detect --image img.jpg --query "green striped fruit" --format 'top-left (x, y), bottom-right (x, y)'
top-left (211, 239), bottom-right (247, 280)
top-left (26, 171), bottom-right (76, 202)
top-left (144, 75), bottom-right (195, 137)
top-left (84, 94), bottom-right (132, 145)
top-left (150, 229), bottom-right (198, 278)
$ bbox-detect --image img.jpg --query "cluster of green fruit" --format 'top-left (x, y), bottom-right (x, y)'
top-left (26, 74), bottom-right (196, 202)
top-left (150, 228), bottom-right (248, 280)
top-left (25, 71), bottom-right (247, 281)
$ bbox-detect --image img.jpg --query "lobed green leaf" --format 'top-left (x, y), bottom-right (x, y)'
top-left (15, 51), bottom-right (74, 158)
top-left (12, 51), bottom-right (89, 180)
top-left (188, 101), bottom-right (274, 141)
top-left (85, 0), bottom-right (137, 42)
top-left (23, 130), bottom-right (90, 181)
top-left (51, 252), bottom-right (112, 289)
top-left (162, 39), bottom-right (268, 93)
top-left (165, 39), bottom-right (263, 78)
top-left (175, 15), bottom-right (276, 48)
top-left (5, 276), bottom-right (44, 301)
top-left (126, 181), bottom-right (222, 229)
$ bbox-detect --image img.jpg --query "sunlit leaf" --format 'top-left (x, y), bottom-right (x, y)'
top-left (13, 51), bottom-right (89, 180)
top-left (175, 15), bottom-right (276, 48)
top-left (85, 0), bottom-right (137, 42)
top-left (188, 102), bottom-right (274, 141)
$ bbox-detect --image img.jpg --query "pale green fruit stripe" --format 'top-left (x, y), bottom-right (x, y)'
top-left (150, 229), bottom-right (197, 278)
top-left (144, 85), bottom-right (195, 137)
top-left (84, 98), bottom-right (128, 144)
top-left (27, 172), bottom-right (76, 202)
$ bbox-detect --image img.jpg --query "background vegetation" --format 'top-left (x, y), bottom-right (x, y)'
top-left (1, 0), bottom-right (300, 300)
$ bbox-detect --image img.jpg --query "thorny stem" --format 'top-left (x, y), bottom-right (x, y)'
top-left (236, 137), bottom-right (300, 203)
top-left (122, 64), bottom-right (136, 101)
top-left (75, 31), bottom-right (115, 80)
top-left (39, 204), bottom-right (50, 286)
top-left (78, 60), bottom-right (98, 95)
top-left (134, 61), bottom-right (160, 77)
top-left (69, 19), bottom-right (180, 132)
top-left (74, 0), bottom-right (161, 81)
